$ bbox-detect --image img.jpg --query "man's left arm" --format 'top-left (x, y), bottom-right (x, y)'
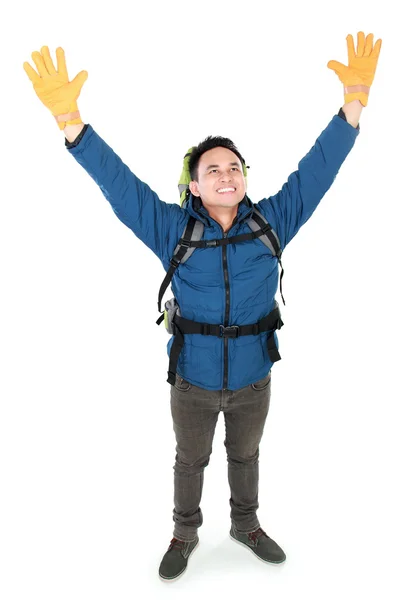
top-left (257, 108), bottom-right (360, 251)
top-left (340, 99), bottom-right (363, 128)
top-left (256, 31), bottom-right (381, 251)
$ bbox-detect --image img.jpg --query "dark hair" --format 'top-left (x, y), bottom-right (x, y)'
top-left (188, 135), bottom-right (246, 182)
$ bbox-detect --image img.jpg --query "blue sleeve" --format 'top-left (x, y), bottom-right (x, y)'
top-left (256, 114), bottom-right (360, 251)
top-left (65, 124), bottom-right (184, 264)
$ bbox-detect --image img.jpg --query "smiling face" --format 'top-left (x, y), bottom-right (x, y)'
top-left (188, 146), bottom-right (247, 212)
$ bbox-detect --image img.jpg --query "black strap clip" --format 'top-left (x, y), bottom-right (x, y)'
top-left (220, 325), bottom-right (239, 338)
top-left (260, 223), bottom-right (272, 235)
top-left (170, 257), bottom-right (180, 268)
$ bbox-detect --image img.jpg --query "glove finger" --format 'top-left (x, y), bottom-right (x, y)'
top-left (31, 51), bottom-right (48, 78)
top-left (356, 31), bottom-right (365, 57)
top-left (56, 47), bottom-right (69, 79)
top-left (327, 60), bottom-right (346, 77)
top-left (41, 46), bottom-right (57, 75)
top-left (346, 34), bottom-right (356, 62)
top-left (23, 61), bottom-right (40, 84)
top-left (364, 33), bottom-right (374, 56)
top-left (69, 70), bottom-right (88, 97)
top-left (371, 38), bottom-right (382, 58)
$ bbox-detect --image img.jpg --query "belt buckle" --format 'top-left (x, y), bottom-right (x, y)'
top-left (220, 325), bottom-right (239, 338)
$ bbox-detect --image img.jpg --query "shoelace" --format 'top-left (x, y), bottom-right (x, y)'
top-left (168, 537), bottom-right (186, 552)
top-left (248, 527), bottom-right (270, 544)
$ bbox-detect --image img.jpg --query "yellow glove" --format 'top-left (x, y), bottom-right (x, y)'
top-left (327, 31), bottom-right (382, 107)
top-left (23, 46), bottom-right (88, 130)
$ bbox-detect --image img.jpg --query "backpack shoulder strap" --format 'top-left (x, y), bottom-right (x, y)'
top-left (156, 215), bottom-right (204, 316)
top-left (247, 207), bottom-right (281, 257)
top-left (176, 218), bottom-right (204, 265)
top-left (246, 207), bottom-right (286, 305)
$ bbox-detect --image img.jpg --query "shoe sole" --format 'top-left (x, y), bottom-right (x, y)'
top-left (229, 533), bottom-right (286, 564)
top-left (158, 538), bottom-right (199, 582)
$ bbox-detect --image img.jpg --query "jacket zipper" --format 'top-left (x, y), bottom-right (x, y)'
top-left (200, 211), bottom-right (240, 390)
top-left (222, 230), bottom-right (230, 390)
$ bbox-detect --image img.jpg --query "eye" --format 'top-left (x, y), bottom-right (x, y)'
top-left (209, 167), bottom-right (239, 174)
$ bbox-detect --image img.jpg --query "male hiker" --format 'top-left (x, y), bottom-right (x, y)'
top-left (23, 31), bottom-right (381, 581)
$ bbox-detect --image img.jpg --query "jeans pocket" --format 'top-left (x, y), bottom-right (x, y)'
top-left (251, 371), bottom-right (271, 391)
top-left (175, 375), bottom-right (192, 392)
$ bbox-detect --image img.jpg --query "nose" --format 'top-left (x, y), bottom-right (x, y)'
top-left (220, 170), bottom-right (233, 182)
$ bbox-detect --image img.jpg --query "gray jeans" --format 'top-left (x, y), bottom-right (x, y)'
top-left (170, 370), bottom-right (272, 542)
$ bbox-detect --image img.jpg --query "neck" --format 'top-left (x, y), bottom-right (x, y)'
top-left (201, 204), bottom-right (240, 233)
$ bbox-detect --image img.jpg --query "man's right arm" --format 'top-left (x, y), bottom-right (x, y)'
top-left (63, 123), bottom-right (185, 264)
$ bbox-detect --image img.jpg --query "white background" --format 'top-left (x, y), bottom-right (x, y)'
top-left (1, 0), bottom-right (399, 598)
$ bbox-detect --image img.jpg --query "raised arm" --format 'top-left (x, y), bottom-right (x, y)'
top-left (257, 31), bottom-right (381, 251)
top-left (63, 121), bottom-right (184, 262)
top-left (64, 123), bottom-right (85, 142)
top-left (257, 109), bottom-right (360, 250)
top-left (23, 46), bottom-right (185, 264)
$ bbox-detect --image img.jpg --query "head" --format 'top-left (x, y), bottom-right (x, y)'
top-left (188, 136), bottom-right (247, 212)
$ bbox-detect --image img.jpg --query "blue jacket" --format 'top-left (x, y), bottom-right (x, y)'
top-left (66, 112), bottom-right (359, 390)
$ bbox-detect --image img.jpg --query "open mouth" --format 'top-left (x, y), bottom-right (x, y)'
top-left (217, 187), bottom-right (236, 195)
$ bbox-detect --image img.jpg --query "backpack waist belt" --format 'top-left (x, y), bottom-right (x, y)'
top-left (167, 301), bottom-right (283, 386)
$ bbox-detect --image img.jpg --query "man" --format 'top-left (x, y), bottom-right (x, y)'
top-left (23, 31), bottom-right (381, 582)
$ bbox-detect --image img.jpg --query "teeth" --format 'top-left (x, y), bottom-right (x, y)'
top-left (217, 188), bottom-right (235, 193)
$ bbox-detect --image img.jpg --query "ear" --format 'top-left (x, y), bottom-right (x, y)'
top-left (189, 180), bottom-right (200, 197)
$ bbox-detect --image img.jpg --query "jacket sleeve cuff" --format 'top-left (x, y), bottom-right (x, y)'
top-left (64, 123), bottom-right (90, 149)
top-left (337, 107), bottom-right (360, 131)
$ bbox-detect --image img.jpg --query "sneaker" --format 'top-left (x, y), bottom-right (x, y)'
top-left (159, 536), bottom-right (199, 581)
top-left (230, 526), bottom-right (286, 564)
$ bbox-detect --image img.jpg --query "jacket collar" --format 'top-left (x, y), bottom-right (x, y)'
top-left (186, 193), bottom-right (254, 228)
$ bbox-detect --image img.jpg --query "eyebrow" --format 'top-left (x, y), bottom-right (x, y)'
top-left (205, 161), bottom-right (241, 170)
